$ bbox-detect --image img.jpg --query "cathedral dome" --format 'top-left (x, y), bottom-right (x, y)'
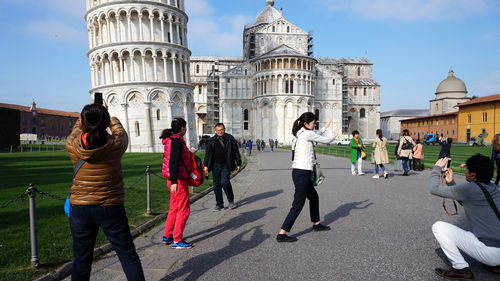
top-left (252, 0), bottom-right (281, 27)
top-left (436, 69), bottom-right (467, 95)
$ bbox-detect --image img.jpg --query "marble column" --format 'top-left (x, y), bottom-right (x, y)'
top-left (144, 102), bottom-right (153, 152)
top-left (121, 103), bottom-right (131, 151)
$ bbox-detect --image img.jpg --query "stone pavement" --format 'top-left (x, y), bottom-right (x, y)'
top-left (82, 150), bottom-right (498, 281)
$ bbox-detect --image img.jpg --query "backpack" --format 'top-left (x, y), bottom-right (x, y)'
top-left (181, 152), bottom-right (205, 187)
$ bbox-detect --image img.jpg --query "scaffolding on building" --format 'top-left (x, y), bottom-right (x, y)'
top-left (339, 65), bottom-right (350, 134)
top-left (205, 64), bottom-right (220, 135)
top-left (307, 31), bottom-right (314, 57)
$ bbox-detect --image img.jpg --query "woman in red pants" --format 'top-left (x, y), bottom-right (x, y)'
top-left (160, 118), bottom-right (193, 249)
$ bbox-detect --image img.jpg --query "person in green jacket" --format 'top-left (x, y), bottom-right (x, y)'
top-left (350, 130), bottom-right (365, 175)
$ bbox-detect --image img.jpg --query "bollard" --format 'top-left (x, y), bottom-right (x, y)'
top-left (146, 166), bottom-right (151, 215)
top-left (10, 145), bottom-right (12, 153)
top-left (27, 183), bottom-right (40, 269)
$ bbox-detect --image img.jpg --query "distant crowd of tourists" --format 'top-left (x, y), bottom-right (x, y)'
top-left (65, 101), bottom-right (499, 281)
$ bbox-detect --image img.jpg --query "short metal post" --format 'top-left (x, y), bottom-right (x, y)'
top-left (10, 145), bottom-right (12, 153)
top-left (30, 145), bottom-right (32, 152)
top-left (27, 183), bottom-right (40, 269)
top-left (146, 166), bottom-right (151, 215)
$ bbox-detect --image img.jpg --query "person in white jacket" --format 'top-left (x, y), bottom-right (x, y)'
top-left (277, 112), bottom-right (337, 242)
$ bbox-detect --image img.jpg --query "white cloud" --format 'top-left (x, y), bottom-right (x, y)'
top-left (186, 0), bottom-right (252, 56)
top-left (47, 0), bottom-right (87, 19)
top-left (315, 0), bottom-right (490, 21)
top-left (24, 19), bottom-right (87, 44)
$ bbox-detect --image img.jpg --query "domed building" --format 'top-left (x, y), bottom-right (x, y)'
top-left (429, 69), bottom-right (470, 115)
top-left (191, 0), bottom-right (381, 143)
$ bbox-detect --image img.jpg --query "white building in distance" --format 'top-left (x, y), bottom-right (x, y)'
top-left (85, 0), bottom-right (196, 152)
top-left (191, 0), bottom-right (381, 144)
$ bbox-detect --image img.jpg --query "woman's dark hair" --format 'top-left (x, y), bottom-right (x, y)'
top-left (416, 139), bottom-right (421, 144)
top-left (465, 154), bottom-right (493, 184)
top-left (292, 112), bottom-right (316, 137)
top-left (376, 129), bottom-right (383, 141)
top-left (447, 138), bottom-right (453, 144)
top-left (352, 130), bottom-right (359, 137)
top-left (159, 118), bottom-right (187, 139)
top-left (402, 129), bottom-right (410, 136)
top-left (81, 104), bottom-right (110, 150)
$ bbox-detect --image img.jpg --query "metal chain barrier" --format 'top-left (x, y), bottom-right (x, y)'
top-left (35, 189), bottom-right (66, 201)
top-left (150, 170), bottom-right (165, 180)
top-left (0, 191), bottom-right (28, 208)
top-left (124, 172), bottom-right (147, 191)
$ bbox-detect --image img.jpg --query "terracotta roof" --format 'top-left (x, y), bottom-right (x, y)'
top-left (456, 94), bottom-right (500, 107)
top-left (0, 103), bottom-right (80, 118)
top-left (400, 111), bottom-right (458, 122)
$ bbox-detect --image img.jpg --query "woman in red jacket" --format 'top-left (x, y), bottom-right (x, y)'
top-left (160, 118), bottom-right (193, 249)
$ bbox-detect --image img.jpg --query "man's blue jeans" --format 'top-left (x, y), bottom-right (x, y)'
top-left (213, 163), bottom-right (234, 207)
top-left (70, 205), bottom-right (145, 281)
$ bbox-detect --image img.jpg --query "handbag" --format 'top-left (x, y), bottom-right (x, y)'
top-left (361, 150), bottom-right (367, 159)
top-left (65, 159), bottom-right (85, 217)
top-left (401, 138), bottom-right (413, 150)
top-left (310, 144), bottom-right (325, 186)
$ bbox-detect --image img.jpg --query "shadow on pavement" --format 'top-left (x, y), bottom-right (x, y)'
top-left (160, 225), bottom-right (269, 281)
top-left (184, 206), bottom-right (276, 244)
top-left (293, 200), bottom-right (373, 237)
top-left (237, 190), bottom-right (283, 207)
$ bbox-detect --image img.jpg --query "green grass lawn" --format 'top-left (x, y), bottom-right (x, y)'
top-left (284, 143), bottom-right (493, 174)
top-left (0, 151), bottom-right (216, 281)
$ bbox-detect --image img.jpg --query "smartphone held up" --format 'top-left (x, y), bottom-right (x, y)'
top-left (94, 92), bottom-right (103, 105)
top-left (445, 158), bottom-right (452, 171)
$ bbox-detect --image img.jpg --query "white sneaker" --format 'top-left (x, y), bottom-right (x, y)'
top-left (372, 174), bottom-right (379, 179)
top-left (352, 171), bottom-right (357, 175)
top-left (358, 172), bottom-right (365, 176)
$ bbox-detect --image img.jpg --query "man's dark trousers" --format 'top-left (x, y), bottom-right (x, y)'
top-left (213, 162), bottom-right (234, 207)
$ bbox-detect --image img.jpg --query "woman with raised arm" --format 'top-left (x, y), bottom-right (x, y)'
top-left (277, 112), bottom-right (337, 243)
top-left (66, 103), bottom-right (145, 281)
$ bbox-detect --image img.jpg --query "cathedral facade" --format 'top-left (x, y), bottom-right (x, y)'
top-left (191, 0), bottom-right (381, 144)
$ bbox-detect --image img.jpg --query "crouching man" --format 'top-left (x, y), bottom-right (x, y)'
top-left (430, 154), bottom-right (500, 280)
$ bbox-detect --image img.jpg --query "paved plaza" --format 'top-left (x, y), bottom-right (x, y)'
top-left (83, 150), bottom-right (498, 281)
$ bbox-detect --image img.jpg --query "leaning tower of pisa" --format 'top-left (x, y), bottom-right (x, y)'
top-left (85, 0), bottom-right (195, 152)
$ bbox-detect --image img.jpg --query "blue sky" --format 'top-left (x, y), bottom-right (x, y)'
top-left (0, 0), bottom-right (499, 113)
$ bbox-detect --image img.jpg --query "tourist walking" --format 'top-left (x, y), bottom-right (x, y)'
top-left (350, 130), bottom-right (365, 175)
top-left (397, 129), bottom-right (416, 176)
top-left (492, 134), bottom-right (500, 185)
top-left (261, 140), bottom-right (266, 151)
top-left (246, 139), bottom-right (253, 155)
top-left (430, 155), bottom-right (500, 280)
top-left (438, 137), bottom-right (453, 159)
top-left (413, 139), bottom-right (424, 171)
top-left (160, 118), bottom-right (194, 249)
top-left (66, 103), bottom-right (145, 281)
top-left (270, 138), bottom-right (274, 152)
top-left (277, 112), bottom-right (335, 242)
top-left (203, 123), bottom-right (242, 211)
top-left (372, 129), bottom-right (389, 179)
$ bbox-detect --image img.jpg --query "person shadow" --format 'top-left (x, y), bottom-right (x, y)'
top-left (160, 225), bottom-right (269, 281)
top-left (236, 190), bottom-right (283, 208)
top-left (184, 206), bottom-right (276, 244)
top-left (293, 200), bottom-right (373, 237)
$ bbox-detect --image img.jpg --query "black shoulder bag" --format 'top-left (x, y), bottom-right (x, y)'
top-left (474, 182), bottom-right (500, 222)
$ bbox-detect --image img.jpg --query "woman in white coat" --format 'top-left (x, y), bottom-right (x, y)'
top-left (277, 112), bottom-right (336, 242)
top-left (372, 129), bottom-right (389, 179)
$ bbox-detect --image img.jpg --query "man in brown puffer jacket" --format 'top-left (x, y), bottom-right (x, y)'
top-left (65, 104), bottom-right (144, 281)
